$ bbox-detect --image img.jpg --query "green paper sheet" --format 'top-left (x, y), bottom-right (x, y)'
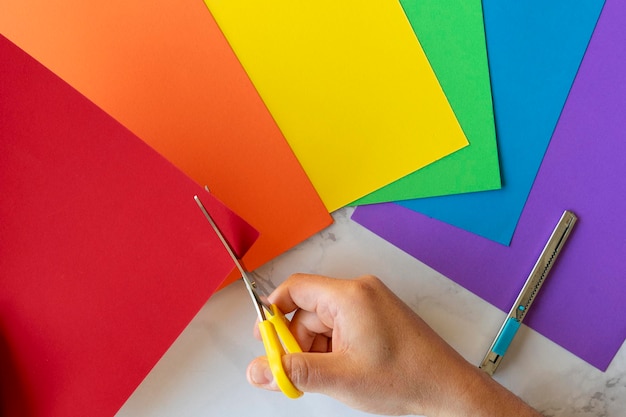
top-left (351, 0), bottom-right (500, 205)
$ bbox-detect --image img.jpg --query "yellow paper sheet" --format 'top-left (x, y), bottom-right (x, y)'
top-left (204, 1), bottom-right (468, 211)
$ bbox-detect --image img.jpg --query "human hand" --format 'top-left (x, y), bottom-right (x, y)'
top-left (246, 274), bottom-right (541, 417)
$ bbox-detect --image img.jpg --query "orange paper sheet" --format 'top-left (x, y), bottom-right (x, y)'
top-left (0, 0), bottom-right (332, 286)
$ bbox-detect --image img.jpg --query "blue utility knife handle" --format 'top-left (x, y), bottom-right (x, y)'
top-left (492, 318), bottom-right (521, 356)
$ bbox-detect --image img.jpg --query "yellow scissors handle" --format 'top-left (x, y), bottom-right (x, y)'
top-left (258, 304), bottom-right (303, 399)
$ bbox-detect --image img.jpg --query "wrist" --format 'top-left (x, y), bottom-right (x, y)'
top-left (431, 364), bottom-right (542, 417)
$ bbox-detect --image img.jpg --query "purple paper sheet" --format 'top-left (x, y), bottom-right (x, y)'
top-left (352, 0), bottom-right (626, 371)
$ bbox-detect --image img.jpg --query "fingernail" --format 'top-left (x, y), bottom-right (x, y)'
top-left (249, 360), bottom-right (274, 386)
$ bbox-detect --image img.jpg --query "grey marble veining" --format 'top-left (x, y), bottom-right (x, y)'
top-left (117, 208), bottom-right (626, 417)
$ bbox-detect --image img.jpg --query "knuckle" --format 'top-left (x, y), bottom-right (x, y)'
top-left (284, 354), bottom-right (309, 388)
top-left (351, 275), bottom-right (383, 299)
top-left (358, 274), bottom-right (383, 288)
top-left (287, 272), bottom-right (308, 282)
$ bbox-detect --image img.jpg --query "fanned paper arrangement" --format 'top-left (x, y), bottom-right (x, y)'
top-left (2, 0), bottom-right (624, 414)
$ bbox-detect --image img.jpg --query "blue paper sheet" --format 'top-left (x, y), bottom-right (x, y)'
top-left (396, 0), bottom-right (605, 245)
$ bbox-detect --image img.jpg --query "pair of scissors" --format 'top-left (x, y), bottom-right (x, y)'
top-left (194, 195), bottom-right (303, 399)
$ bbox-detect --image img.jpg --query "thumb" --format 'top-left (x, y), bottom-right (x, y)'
top-left (247, 357), bottom-right (275, 390)
top-left (247, 352), bottom-right (342, 393)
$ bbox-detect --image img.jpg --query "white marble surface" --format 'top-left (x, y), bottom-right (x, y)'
top-left (116, 207), bottom-right (626, 417)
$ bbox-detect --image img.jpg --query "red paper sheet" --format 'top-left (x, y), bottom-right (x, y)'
top-left (0, 35), bottom-right (258, 417)
top-left (0, 0), bottom-right (332, 288)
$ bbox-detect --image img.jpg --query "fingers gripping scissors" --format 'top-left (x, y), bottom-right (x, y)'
top-left (194, 195), bottom-right (303, 399)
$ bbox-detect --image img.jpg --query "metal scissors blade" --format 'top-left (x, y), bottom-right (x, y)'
top-left (193, 195), bottom-right (271, 319)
